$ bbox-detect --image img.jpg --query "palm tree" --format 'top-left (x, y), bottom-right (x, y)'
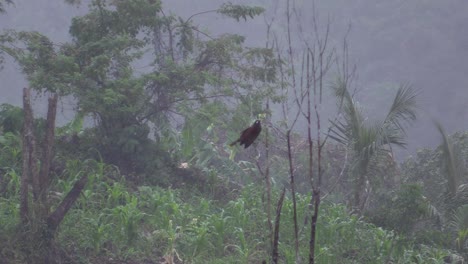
top-left (435, 122), bottom-right (468, 253)
top-left (329, 79), bottom-right (418, 212)
top-left (434, 121), bottom-right (464, 198)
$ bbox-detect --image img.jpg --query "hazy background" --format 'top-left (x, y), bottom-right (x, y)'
top-left (1, 0), bottom-right (467, 160)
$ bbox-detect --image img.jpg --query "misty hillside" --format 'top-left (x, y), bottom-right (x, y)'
top-left (1, 1), bottom-right (468, 263)
top-left (1, 0), bottom-right (468, 158)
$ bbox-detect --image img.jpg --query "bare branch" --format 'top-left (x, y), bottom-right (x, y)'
top-left (47, 174), bottom-right (88, 232)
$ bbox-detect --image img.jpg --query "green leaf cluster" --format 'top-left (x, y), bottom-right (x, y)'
top-left (218, 2), bottom-right (264, 22)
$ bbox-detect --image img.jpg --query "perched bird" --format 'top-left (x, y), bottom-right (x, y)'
top-left (229, 120), bottom-right (262, 148)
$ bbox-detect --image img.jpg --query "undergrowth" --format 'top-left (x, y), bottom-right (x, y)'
top-left (0, 162), bottom-right (455, 263)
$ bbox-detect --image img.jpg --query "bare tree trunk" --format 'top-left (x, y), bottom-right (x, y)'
top-left (19, 88), bottom-right (88, 263)
top-left (20, 88), bottom-right (35, 224)
top-left (272, 188), bottom-right (286, 264)
top-left (307, 11), bottom-right (333, 261)
top-left (285, 0), bottom-right (301, 258)
top-left (309, 46), bottom-right (324, 264)
top-left (38, 94), bottom-right (58, 217)
top-left (286, 130), bottom-right (300, 259)
top-left (265, 100), bottom-right (273, 242)
top-left (305, 49), bottom-right (319, 264)
top-left (353, 161), bottom-right (368, 213)
top-left (309, 189), bottom-right (320, 264)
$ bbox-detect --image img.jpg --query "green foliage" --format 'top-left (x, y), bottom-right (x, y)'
top-left (401, 130), bottom-right (468, 258)
top-left (0, 153), bottom-right (456, 263)
top-left (0, 104), bottom-right (23, 133)
top-left (0, 132), bottom-right (21, 169)
top-left (450, 205), bottom-right (468, 252)
top-left (56, 112), bottom-right (83, 137)
top-left (368, 184), bottom-right (430, 234)
top-left (402, 131), bottom-right (468, 209)
top-left (402, 148), bottom-right (444, 205)
top-left (217, 2), bottom-right (265, 22)
top-left (0, 31), bottom-right (79, 94)
top-left (0, 0), bottom-right (276, 181)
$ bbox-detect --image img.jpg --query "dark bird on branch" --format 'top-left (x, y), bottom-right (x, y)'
top-left (229, 120), bottom-right (262, 148)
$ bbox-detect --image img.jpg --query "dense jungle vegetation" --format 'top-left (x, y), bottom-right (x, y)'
top-left (0, 0), bottom-right (467, 263)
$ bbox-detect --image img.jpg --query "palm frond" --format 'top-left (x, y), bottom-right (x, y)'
top-left (449, 205), bottom-right (468, 231)
top-left (379, 124), bottom-right (407, 148)
top-left (426, 202), bottom-right (443, 220)
top-left (331, 80), bottom-right (414, 153)
top-left (384, 84), bottom-right (418, 133)
top-left (356, 122), bottom-right (380, 160)
top-left (435, 120), bottom-right (462, 196)
top-left (328, 119), bottom-right (351, 145)
top-left (329, 77), bottom-right (364, 147)
top-left (331, 77), bottom-right (350, 111)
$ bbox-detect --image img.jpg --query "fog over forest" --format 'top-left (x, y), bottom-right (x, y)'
top-left (1, 0), bottom-right (467, 160)
top-left (2, 1), bottom-right (468, 263)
